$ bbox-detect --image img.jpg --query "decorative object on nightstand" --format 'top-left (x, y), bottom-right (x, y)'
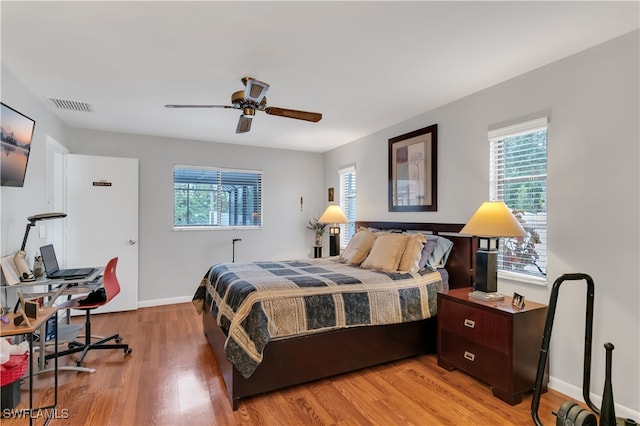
top-left (318, 205), bottom-right (347, 256)
top-left (306, 217), bottom-right (327, 248)
top-left (460, 201), bottom-right (526, 301)
top-left (437, 288), bottom-right (548, 405)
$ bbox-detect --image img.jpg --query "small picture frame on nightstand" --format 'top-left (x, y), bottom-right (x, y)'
top-left (512, 292), bottom-right (525, 310)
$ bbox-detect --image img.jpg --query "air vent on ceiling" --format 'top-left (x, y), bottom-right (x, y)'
top-left (47, 97), bottom-right (94, 112)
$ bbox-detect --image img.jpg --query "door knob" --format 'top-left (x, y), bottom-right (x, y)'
top-left (128, 240), bottom-right (136, 245)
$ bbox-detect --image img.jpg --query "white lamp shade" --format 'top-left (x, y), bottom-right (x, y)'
top-left (460, 201), bottom-right (527, 238)
top-left (318, 205), bottom-right (348, 224)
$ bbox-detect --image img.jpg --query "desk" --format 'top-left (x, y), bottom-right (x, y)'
top-left (2, 270), bottom-right (103, 374)
top-left (1, 307), bottom-right (58, 426)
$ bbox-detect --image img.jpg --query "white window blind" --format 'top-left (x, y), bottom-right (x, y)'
top-left (489, 117), bottom-right (547, 280)
top-left (339, 165), bottom-right (356, 247)
top-left (173, 165), bottom-right (262, 228)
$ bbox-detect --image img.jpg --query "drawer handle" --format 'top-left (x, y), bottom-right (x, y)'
top-left (464, 351), bottom-right (476, 362)
top-left (464, 319), bottom-right (475, 328)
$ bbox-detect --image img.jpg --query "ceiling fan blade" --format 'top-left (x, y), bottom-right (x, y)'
top-left (265, 106), bottom-right (322, 122)
top-left (236, 115), bottom-right (253, 133)
top-left (165, 104), bottom-right (235, 109)
top-left (243, 78), bottom-right (270, 104)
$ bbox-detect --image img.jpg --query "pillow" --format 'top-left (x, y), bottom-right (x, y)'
top-left (397, 233), bottom-right (426, 273)
top-left (418, 236), bottom-right (438, 269)
top-left (426, 235), bottom-right (454, 268)
top-left (361, 233), bottom-right (409, 272)
top-left (340, 227), bottom-right (377, 265)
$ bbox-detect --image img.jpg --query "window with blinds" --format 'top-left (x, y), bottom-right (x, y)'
top-left (173, 165), bottom-right (262, 228)
top-left (339, 165), bottom-right (356, 247)
top-left (489, 117), bottom-right (547, 281)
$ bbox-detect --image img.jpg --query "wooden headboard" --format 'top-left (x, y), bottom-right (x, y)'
top-left (355, 221), bottom-right (476, 289)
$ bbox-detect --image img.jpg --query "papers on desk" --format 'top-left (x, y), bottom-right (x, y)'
top-left (1, 255), bottom-right (20, 286)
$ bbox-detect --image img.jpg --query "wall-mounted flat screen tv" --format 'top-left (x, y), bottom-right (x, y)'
top-left (1, 102), bottom-right (36, 187)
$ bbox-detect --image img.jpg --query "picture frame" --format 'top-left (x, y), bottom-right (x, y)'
top-left (13, 291), bottom-right (32, 327)
top-left (328, 187), bottom-right (334, 202)
top-left (1, 102), bottom-right (36, 187)
top-left (512, 292), bottom-right (525, 310)
top-left (388, 124), bottom-right (437, 212)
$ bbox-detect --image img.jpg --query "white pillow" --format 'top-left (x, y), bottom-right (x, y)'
top-left (361, 233), bottom-right (409, 272)
top-left (340, 228), bottom-right (377, 265)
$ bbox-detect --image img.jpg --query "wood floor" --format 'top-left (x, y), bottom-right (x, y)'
top-left (2, 302), bottom-right (578, 425)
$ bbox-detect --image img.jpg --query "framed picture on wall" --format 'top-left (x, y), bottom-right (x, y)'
top-left (388, 124), bottom-right (437, 212)
top-left (1, 103), bottom-right (36, 187)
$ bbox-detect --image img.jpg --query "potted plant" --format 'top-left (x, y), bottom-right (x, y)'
top-left (306, 218), bottom-right (327, 247)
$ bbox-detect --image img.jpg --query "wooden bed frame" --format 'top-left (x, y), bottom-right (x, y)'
top-left (203, 221), bottom-right (476, 410)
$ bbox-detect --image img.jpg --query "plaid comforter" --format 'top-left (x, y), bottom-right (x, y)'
top-left (192, 257), bottom-right (443, 378)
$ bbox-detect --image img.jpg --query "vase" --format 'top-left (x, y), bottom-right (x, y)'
top-left (314, 234), bottom-right (323, 246)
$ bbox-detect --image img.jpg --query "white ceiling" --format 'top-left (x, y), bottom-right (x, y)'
top-left (2, 1), bottom-right (638, 153)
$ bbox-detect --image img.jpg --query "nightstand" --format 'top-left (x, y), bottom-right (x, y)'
top-left (437, 288), bottom-right (549, 405)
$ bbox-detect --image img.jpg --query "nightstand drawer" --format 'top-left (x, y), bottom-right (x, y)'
top-left (439, 330), bottom-right (509, 388)
top-left (438, 299), bottom-right (510, 353)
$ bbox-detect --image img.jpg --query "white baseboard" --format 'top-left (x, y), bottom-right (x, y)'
top-left (138, 295), bottom-right (193, 308)
top-left (549, 377), bottom-right (639, 422)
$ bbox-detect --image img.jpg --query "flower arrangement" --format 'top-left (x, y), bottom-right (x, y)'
top-left (306, 218), bottom-right (327, 246)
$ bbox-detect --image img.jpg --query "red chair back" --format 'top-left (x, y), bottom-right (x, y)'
top-left (102, 257), bottom-right (121, 302)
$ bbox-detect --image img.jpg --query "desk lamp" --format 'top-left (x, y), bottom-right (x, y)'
top-left (318, 205), bottom-right (348, 256)
top-left (15, 212), bottom-right (67, 281)
top-left (460, 201), bottom-right (526, 300)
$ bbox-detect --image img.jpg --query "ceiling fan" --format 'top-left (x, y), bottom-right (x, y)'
top-left (165, 77), bottom-right (322, 134)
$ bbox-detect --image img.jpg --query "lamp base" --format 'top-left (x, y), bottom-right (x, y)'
top-left (329, 233), bottom-right (340, 257)
top-left (475, 241), bottom-right (498, 293)
top-left (468, 291), bottom-right (504, 302)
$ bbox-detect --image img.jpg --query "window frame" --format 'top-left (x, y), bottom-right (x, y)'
top-left (173, 164), bottom-right (263, 231)
top-left (489, 117), bottom-right (548, 285)
top-left (339, 165), bottom-right (356, 248)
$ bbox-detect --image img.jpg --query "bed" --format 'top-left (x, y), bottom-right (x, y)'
top-left (193, 221), bottom-right (476, 410)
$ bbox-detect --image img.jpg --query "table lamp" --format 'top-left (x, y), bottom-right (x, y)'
top-left (460, 201), bottom-right (526, 300)
top-left (318, 205), bottom-right (348, 256)
top-left (15, 212), bottom-right (67, 282)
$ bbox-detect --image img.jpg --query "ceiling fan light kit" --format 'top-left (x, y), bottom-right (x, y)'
top-left (165, 77), bottom-right (322, 134)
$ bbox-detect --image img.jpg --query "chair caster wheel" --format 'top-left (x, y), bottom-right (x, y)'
top-left (125, 347), bottom-right (132, 355)
top-left (116, 337), bottom-right (123, 343)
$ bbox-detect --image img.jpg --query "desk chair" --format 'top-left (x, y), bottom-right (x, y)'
top-left (50, 257), bottom-right (132, 366)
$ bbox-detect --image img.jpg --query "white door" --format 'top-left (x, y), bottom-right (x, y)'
top-left (66, 154), bottom-right (139, 313)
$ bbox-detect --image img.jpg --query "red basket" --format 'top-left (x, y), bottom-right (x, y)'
top-left (1, 354), bottom-right (29, 386)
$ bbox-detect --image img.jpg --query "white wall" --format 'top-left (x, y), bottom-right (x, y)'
top-left (324, 31), bottom-right (639, 415)
top-left (64, 129), bottom-right (325, 304)
top-left (1, 65), bottom-right (70, 263)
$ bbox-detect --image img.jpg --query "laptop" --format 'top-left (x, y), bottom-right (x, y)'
top-left (40, 244), bottom-right (95, 279)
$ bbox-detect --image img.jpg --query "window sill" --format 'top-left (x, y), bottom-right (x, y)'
top-left (498, 270), bottom-right (547, 286)
top-left (173, 226), bottom-right (262, 231)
